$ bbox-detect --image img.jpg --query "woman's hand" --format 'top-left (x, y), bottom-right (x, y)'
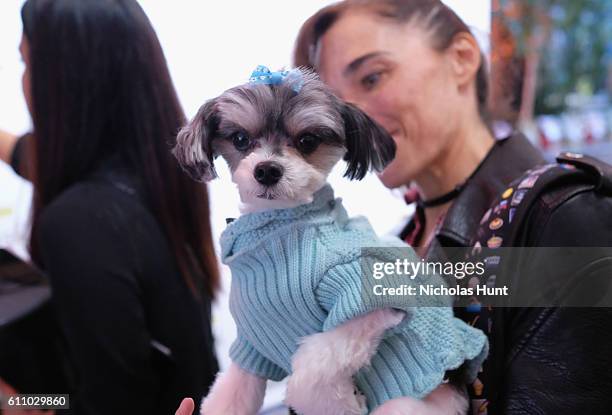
top-left (175, 398), bottom-right (195, 415)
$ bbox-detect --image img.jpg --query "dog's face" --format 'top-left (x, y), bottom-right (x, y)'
top-left (173, 69), bottom-right (396, 213)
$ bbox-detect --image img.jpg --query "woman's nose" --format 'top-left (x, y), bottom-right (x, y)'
top-left (346, 97), bottom-right (377, 122)
top-left (337, 89), bottom-right (384, 127)
top-left (343, 93), bottom-right (367, 112)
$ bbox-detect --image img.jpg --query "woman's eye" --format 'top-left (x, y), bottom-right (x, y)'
top-left (361, 72), bottom-right (382, 90)
top-left (297, 134), bottom-right (320, 154)
top-left (232, 132), bottom-right (251, 151)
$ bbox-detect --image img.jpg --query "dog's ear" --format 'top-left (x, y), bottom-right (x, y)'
top-left (172, 98), bottom-right (219, 182)
top-left (340, 102), bottom-right (396, 181)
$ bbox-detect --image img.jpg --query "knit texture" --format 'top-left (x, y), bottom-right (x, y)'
top-left (220, 184), bottom-right (488, 412)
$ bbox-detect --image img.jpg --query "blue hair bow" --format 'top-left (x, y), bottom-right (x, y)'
top-left (249, 65), bottom-right (303, 93)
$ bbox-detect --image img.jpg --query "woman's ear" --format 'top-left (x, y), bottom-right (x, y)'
top-left (172, 98), bottom-right (219, 182)
top-left (448, 32), bottom-right (482, 90)
top-left (340, 102), bottom-right (396, 181)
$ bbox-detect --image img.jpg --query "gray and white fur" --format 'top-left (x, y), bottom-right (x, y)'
top-left (172, 69), bottom-right (467, 415)
top-left (172, 69), bottom-right (395, 213)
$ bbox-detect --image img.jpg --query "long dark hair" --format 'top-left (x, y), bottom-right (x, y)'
top-left (22, 0), bottom-right (219, 298)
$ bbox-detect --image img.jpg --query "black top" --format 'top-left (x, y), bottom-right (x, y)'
top-left (401, 133), bottom-right (612, 414)
top-left (36, 159), bottom-right (218, 414)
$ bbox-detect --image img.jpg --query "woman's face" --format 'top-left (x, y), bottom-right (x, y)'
top-left (19, 33), bottom-right (33, 116)
top-left (317, 11), bottom-right (464, 189)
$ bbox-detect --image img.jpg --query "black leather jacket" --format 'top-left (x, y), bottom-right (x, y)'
top-left (401, 133), bottom-right (612, 414)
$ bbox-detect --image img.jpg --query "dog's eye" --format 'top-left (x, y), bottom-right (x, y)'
top-left (232, 132), bottom-right (251, 151)
top-left (297, 134), bottom-right (320, 154)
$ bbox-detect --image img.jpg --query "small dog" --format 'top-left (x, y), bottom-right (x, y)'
top-left (173, 67), bottom-right (486, 415)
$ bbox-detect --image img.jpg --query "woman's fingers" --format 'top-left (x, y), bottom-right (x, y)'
top-left (175, 398), bottom-right (195, 415)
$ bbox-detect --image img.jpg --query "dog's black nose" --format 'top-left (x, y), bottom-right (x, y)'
top-left (254, 162), bottom-right (283, 186)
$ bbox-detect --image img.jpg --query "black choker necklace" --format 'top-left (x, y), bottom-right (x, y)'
top-left (417, 183), bottom-right (466, 209)
top-left (415, 143), bottom-right (495, 209)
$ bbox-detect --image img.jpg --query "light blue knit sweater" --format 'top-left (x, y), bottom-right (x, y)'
top-left (220, 184), bottom-right (488, 412)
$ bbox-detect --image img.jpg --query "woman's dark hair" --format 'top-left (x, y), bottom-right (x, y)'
top-left (21, 0), bottom-right (219, 298)
top-left (294, 0), bottom-right (490, 122)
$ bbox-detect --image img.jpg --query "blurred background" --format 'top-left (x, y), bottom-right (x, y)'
top-left (1, 0), bottom-right (610, 413)
top-left (490, 0), bottom-right (612, 160)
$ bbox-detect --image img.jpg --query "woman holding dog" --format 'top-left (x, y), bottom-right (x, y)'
top-left (294, 0), bottom-right (612, 413)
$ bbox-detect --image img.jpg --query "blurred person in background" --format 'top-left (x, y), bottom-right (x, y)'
top-left (0, 0), bottom-right (220, 413)
top-left (294, 0), bottom-right (612, 413)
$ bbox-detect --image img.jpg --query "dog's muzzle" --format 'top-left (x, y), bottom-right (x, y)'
top-left (254, 161), bottom-right (283, 186)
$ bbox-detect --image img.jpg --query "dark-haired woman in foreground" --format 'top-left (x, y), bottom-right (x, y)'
top-left (3, 0), bottom-right (220, 413)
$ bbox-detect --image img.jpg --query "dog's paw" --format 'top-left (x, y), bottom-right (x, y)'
top-left (285, 375), bottom-right (367, 415)
top-left (199, 395), bottom-right (250, 415)
top-left (199, 396), bottom-right (231, 415)
top-left (376, 308), bottom-right (406, 330)
top-left (370, 397), bottom-right (424, 415)
top-left (371, 384), bottom-right (468, 415)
